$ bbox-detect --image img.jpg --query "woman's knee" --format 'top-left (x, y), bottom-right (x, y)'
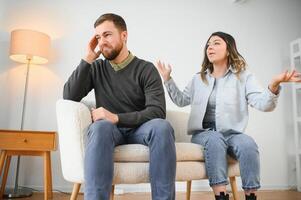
top-left (237, 135), bottom-right (258, 151)
top-left (194, 132), bottom-right (226, 146)
top-left (230, 134), bottom-right (259, 158)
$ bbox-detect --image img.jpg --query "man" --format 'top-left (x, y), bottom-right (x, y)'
top-left (63, 13), bottom-right (176, 200)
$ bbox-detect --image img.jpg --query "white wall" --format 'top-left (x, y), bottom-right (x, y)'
top-left (0, 0), bottom-right (301, 192)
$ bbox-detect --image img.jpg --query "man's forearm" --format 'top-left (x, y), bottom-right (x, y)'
top-left (63, 60), bottom-right (93, 101)
top-left (117, 106), bottom-right (165, 128)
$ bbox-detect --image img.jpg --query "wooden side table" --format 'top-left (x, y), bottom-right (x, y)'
top-left (0, 130), bottom-right (56, 200)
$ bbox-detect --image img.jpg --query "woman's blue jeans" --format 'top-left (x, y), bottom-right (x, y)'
top-left (191, 130), bottom-right (260, 191)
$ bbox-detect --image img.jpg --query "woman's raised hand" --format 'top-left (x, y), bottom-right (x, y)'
top-left (156, 60), bottom-right (172, 82)
top-left (269, 69), bottom-right (301, 94)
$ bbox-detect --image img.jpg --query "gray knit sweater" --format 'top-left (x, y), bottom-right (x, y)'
top-left (63, 57), bottom-right (166, 128)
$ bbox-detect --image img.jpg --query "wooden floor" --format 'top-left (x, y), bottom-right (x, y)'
top-left (7, 190), bottom-right (301, 200)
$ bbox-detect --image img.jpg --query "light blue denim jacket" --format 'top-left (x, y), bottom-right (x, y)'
top-left (164, 68), bottom-right (280, 134)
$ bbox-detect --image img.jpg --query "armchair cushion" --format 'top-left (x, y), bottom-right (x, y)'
top-left (114, 143), bottom-right (204, 162)
top-left (112, 162), bottom-right (239, 184)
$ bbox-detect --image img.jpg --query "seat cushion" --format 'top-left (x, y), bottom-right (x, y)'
top-left (114, 142), bottom-right (204, 162)
top-left (113, 161), bottom-right (240, 184)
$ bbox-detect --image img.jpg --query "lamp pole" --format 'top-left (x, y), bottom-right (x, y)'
top-left (4, 58), bottom-right (33, 198)
top-left (20, 58), bottom-right (31, 131)
top-left (6, 29), bottom-right (50, 198)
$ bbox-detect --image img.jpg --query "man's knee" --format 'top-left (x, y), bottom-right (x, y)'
top-left (88, 120), bottom-right (115, 141)
top-left (90, 120), bottom-right (115, 130)
top-left (149, 118), bottom-right (175, 141)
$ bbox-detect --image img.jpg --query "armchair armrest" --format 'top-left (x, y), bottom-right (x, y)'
top-left (56, 99), bottom-right (92, 183)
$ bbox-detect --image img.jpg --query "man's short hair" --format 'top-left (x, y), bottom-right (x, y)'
top-left (94, 13), bottom-right (127, 32)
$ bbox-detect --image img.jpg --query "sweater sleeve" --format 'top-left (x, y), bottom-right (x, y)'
top-left (63, 59), bottom-right (94, 101)
top-left (117, 64), bottom-right (166, 127)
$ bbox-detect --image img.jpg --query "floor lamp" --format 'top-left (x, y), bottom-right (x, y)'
top-left (5, 29), bottom-right (51, 198)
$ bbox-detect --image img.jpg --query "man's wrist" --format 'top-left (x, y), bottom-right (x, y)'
top-left (84, 54), bottom-right (96, 64)
top-left (114, 114), bottom-right (119, 124)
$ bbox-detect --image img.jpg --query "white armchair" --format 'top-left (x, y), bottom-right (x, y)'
top-left (56, 99), bottom-right (240, 200)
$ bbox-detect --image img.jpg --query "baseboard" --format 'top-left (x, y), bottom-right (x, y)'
top-left (19, 182), bottom-right (296, 194)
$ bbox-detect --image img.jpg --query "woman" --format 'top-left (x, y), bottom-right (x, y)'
top-left (156, 32), bottom-right (301, 200)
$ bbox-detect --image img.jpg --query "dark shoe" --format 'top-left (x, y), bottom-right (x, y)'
top-left (245, 193), bottom-right (257, 200)
top-left (215, 192), bottom-right (229, 200)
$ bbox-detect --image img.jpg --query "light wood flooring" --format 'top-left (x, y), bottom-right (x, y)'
top-left (6, 190), bottom-right (301, 200)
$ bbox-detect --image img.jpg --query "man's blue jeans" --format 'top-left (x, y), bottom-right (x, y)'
top-left (84, 118), bottom-right (176, 200)
top-left (191, 130), bottom-right (260, 191)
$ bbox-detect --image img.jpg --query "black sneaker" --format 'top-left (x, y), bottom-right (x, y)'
top-left (215, 192), bottom-right (229, 200)
top-left (245, 193), bottom-right (257, 200)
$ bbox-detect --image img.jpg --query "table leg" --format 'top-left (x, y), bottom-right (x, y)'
top-left (44, 151), bottom-right (52, 200)
top-left (0, 150), bottom-right (6, 177)
top-left (0, 155), bottom-right (11, 196)
top-left (0, 151), bottom-right (8, 198)
top-left (47, 152), bottom-right (52, 198)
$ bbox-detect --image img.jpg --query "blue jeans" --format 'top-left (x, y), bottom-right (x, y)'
top-left (84, 118), bottom-right (176, 200)
top-left (191, 130), bottom-right (260, 190)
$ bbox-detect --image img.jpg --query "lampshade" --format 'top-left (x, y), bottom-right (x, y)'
top-left (10, 29), bottom-right (51, 64)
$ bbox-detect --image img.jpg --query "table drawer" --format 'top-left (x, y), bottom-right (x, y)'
top-left (0, 131), bottom-right (56, 151)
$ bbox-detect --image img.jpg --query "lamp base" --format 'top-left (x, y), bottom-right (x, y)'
top-left (3, 187), bottom-right (33, 198)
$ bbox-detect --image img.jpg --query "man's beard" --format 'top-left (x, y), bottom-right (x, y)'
top-left (102, 42), bottom-right (123, 61)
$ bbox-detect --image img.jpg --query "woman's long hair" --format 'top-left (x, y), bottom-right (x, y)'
top-left (200, 32), bottom-right (246, 83)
